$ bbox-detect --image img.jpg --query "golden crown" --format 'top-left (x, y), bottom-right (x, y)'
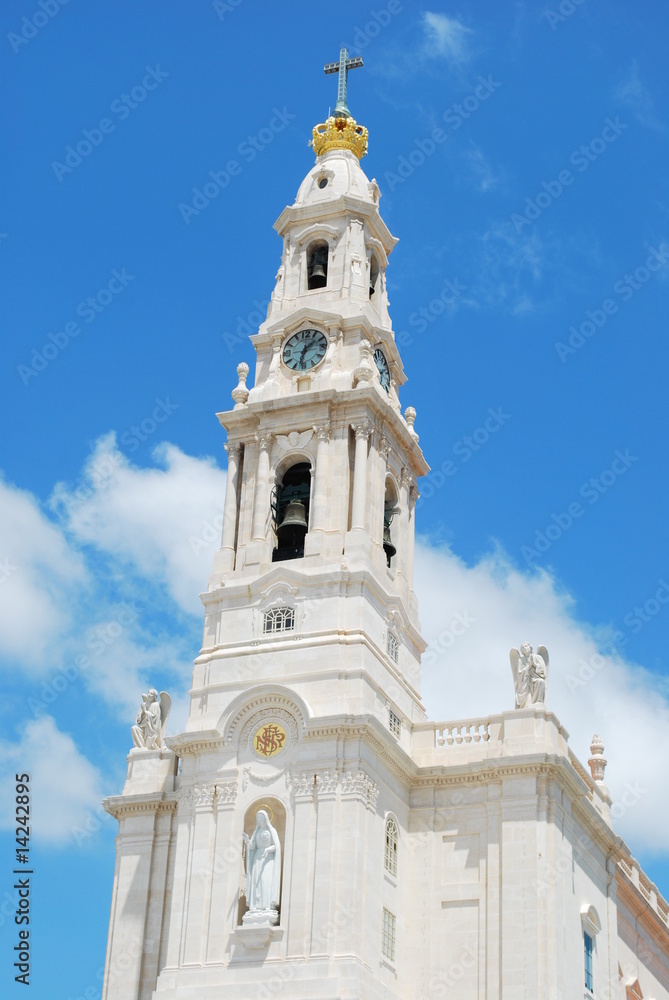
top-left (312, 115), bottom-right (368, 160)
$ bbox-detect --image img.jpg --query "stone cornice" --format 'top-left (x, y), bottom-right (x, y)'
top-left (273, 194), bottom-right (398, 255)
top-left (165, 730), bottom-right (225, 756)
top-left (198, 561), bottom-right (427, 655)
top-left (103, 791), bottom-right (178, 820)
top-left (217, 386), bottom-right (426, 468)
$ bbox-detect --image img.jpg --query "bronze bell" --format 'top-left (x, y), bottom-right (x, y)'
top-left (277, 500), bottom-right (308, 540)
top-left (309, 262), bottom-right (327, 287)
top-left (383, 524), bottom-right (396, 565)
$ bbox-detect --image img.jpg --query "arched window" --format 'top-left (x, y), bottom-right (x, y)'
top-left (272, 462), bottom-right (311, 562)
top-left (369, 254), bottom-right (379, 298)
top-left (384, 817), bottom-right (398, 876)
top-left (307, 241), bottom-right (328, 289)
top-left (383, 480), bottom-right (399, 568)
top-left (581, 905), bottom-right (601, 996)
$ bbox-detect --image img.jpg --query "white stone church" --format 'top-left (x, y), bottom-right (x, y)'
top-left (101, 51), bottom-right (669, 1000)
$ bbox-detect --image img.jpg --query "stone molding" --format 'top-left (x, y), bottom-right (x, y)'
top-left (241, 765), bottom-right (288, 791)
top-left (341, 769), bottom-right (379, 809)
top-left (315, 770), bottom-right (339, 797)
top-left (290, 771), bottom-right (316, 801)
top-left (275, 429), bottom-right (314, 452)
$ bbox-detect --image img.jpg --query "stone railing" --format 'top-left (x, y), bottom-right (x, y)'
top-left (434, 719), bottom-right (493, 747)
top-left (618, 856), bottom-right (669, 928)
top-left (413, 714), bottom-right (504, 755)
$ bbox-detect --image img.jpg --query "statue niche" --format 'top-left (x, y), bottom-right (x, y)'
top-left (239, 798), bottom-right (286, 927)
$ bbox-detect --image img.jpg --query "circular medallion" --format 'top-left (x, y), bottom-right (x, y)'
top-left (253, 721), bottom-right (288, 758)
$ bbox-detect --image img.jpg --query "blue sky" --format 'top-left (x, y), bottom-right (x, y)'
top-left (1, 1), bottom-right (669, 996)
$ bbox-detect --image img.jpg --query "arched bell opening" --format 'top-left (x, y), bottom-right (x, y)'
top-left (307, 240), bottom-right (329, 290)
top-left (369, 253), bottom-right (380, 299)
top-left (271, 462), bottom-right (311, 562)
top-left (238, 797), bottom-right (286, 927)
top-left (383, 479), bottom-right (400, 569)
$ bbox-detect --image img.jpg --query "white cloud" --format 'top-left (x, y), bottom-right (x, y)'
top-left (421, 12), bottom-right (473, 64)
top-left (461, 141), bottom-right (503, 193)
top-left (0, 478), bottom-right (87, 663)
top-left (50, 433), bottom-right (228, 615)
top-left (615, 62), bottom-right (663, 132)
top-left (414, 541), bottom-right (669, 854)
top-left (0, 716), bottom-right (104, 845)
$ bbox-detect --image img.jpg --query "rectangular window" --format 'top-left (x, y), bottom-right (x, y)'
top-left (388, 709), bottom-right (401, 739)
top-left (382, 908), bottom-right (396, 962)
top-left (584, 931), bottom-right (593, 993)
top-left (386, 630), bottom-right (399, 663)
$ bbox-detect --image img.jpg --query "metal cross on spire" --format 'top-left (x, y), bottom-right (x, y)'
top-left (324, 47), bottom-right (363, 119)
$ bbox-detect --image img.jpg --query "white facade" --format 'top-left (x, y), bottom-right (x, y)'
top-left (102, 111), bottom-right (669, 1000)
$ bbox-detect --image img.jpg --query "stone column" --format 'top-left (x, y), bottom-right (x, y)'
top-left (310, 772), bottom-right (340, 956)
top-left (219, 443), bottom-right (241, 570)
top-left (285, 775), bottom-right (317, 958)
top-left (350, 421), bottom-right (372, 531)
top-left (407, 477), bottom-right (418, 587)
top-left (182, 785), bottom-right (217, 965)
top-left (205, 780), bottom-right (239, 963)
top-left (251, 432), bottom-right (272, 541)
top-left (310, 422), bottom-right (331, 531)
top-left (397, 467), bottom-right (412, 582)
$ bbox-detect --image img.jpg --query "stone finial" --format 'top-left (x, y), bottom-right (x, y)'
top-left (404, 406), bottom-right (418, 441)
top-left (352, 340), bottom-right (374, 388)
top-left (588, 734), bottom-right (607, 784)
top-left (231, 362), bottom-right (250, 408)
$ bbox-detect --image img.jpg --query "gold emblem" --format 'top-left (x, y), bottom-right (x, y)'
top-left (254, 722), bottom-right (287, 758)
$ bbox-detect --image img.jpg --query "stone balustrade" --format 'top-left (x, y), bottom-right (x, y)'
top-left (618, 856), bottom-right (669, 928)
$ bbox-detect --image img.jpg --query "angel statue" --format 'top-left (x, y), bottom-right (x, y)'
top-left (131, 688), bottom-right (171, 749)
top-left (509, 643), bottom-right (548, 709)
top-left (242, 809), bottom-right (281, 925)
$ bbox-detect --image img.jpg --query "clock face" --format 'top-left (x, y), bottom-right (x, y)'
top-left (374, 348), bottom-right (390, 392)
top-left (282, 329), bottom-right (328, 371)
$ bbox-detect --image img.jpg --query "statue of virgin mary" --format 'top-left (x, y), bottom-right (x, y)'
top-left (242, 809), bottom-right (281, 924)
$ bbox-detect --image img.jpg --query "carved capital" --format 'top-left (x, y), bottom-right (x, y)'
top-left (313, 421), bottom-right (331, 443)
top-left (352, 420), bottom-right (373, 442)
top-left (400, 466), bottom-right (413, 491)
top-left (379, 436), bottom-right (390, 463)
top-left (255, 432), bottom-right (274, 452)
top-left (225, 442), bottom-right (242, 461)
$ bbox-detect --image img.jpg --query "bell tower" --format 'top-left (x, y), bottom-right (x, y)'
top-left (102, 50), bottom-right (429, 1000)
